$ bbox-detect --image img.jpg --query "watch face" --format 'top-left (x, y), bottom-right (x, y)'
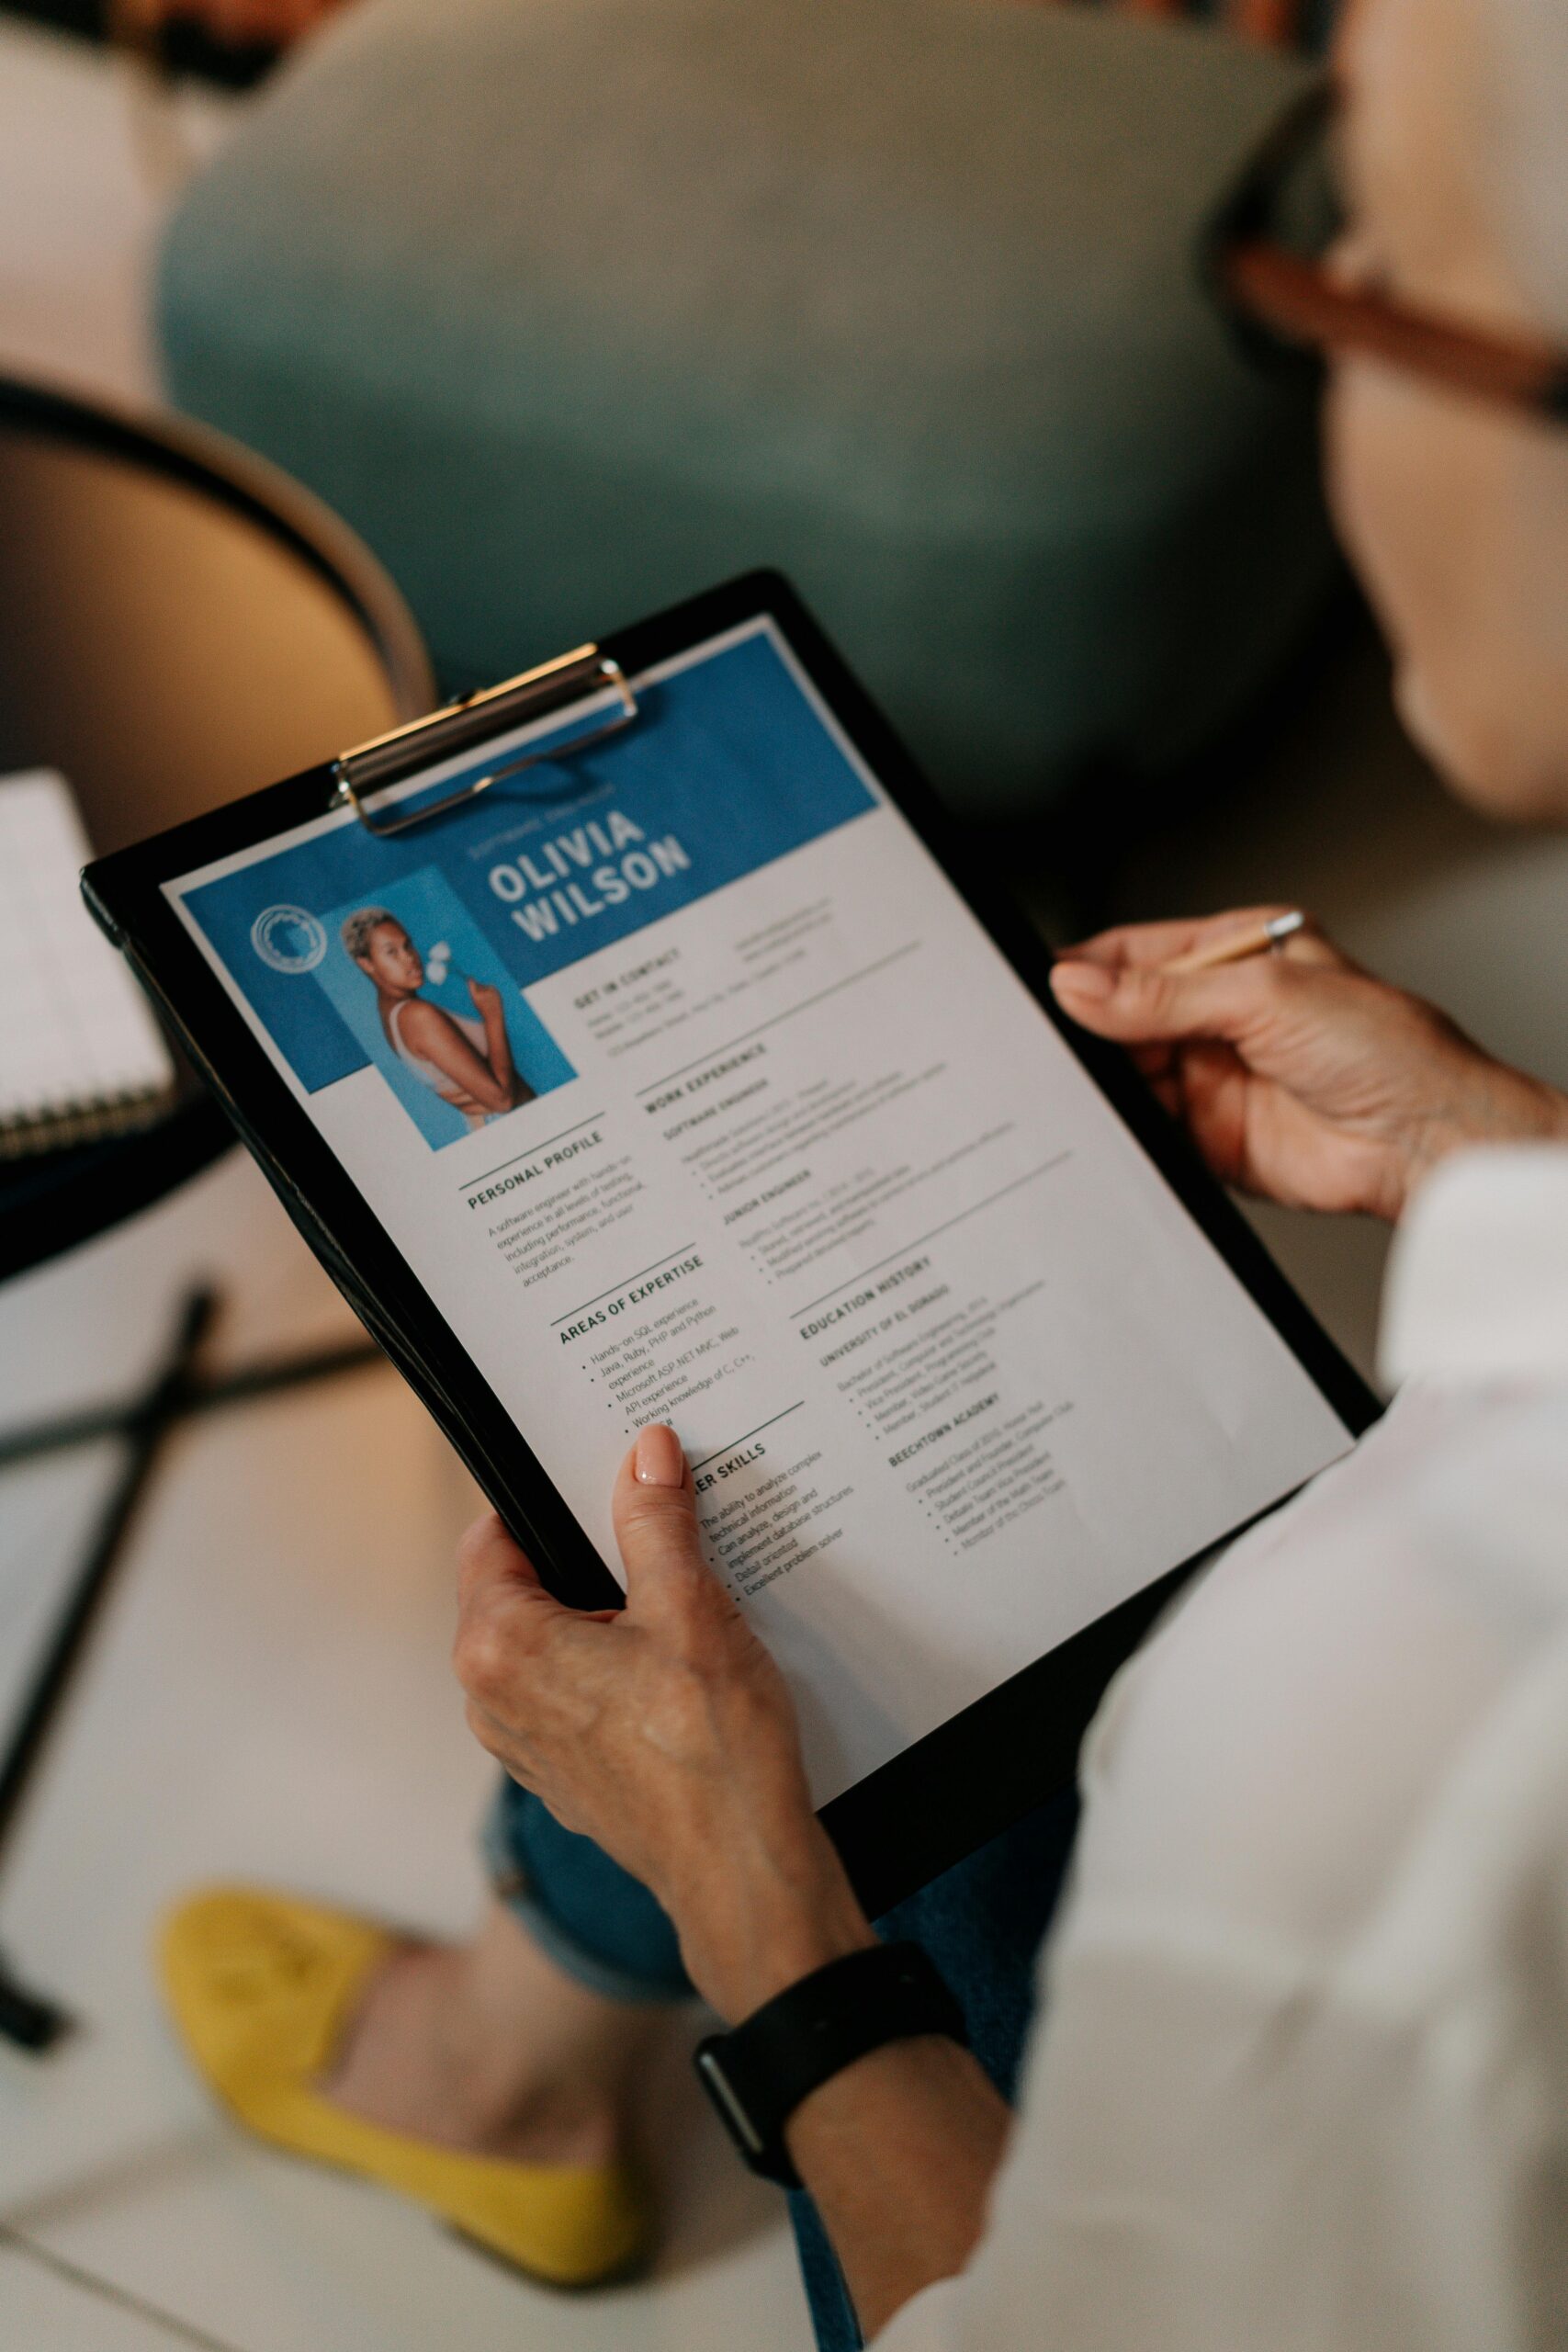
top-left (694, 2039), bottom-right (792, 2183)
top-left (694, 1944), bottom-right (969, 2192)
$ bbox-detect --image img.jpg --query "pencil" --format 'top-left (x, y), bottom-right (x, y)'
top-left (1162, 910), bottom-right (1306, 975)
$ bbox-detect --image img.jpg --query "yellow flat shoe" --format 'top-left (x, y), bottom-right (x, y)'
top-left (158, 1886), bottom-right (652, 2290)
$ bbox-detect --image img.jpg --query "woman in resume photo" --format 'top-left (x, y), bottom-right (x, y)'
top-left (162, 1), bottom-right (1568, 2346)
top-left (341, 907), bottom-right (532, 1131)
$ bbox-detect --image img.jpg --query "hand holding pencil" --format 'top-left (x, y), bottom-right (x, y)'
top-left (1048, 905), bottom-right (1568, 1222)
top-left (1158, 908), bottom-right (1306, 973)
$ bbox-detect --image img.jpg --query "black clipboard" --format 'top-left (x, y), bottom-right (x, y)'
top-left (84, 571), bottom-right (1378, 1917)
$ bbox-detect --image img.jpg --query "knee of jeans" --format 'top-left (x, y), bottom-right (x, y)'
top-left (479, 1776), bottom-right (693, 2003)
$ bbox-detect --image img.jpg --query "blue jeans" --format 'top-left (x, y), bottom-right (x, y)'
top-left (484, 1780), bottom-right (1079, 2350)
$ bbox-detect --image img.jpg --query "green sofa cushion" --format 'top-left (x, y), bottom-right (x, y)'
top-left (160, 0), bottom-right (1329, 819)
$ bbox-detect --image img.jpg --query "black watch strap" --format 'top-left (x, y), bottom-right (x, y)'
top-left (694, 1941), bottom-right (968, 2188)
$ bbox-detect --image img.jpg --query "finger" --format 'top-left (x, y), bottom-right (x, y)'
top-left (1049, 951), bottom-right (1294, 1047)
top-left (1275, 922), bottom-right (1346, 970)
top-left (453, 1523), bottom-right (578, 1724)
top-left (1056, 908), bottom-right (1306, 972)
top-left (611, 1426), bottom-right (713, 1617)
top-left (456, 1510), bottom-right (569, 1629)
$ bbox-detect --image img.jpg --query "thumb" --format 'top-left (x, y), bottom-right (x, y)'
top-left (611, 1425), bottom-right (711, 1616)
top-left (1050, 953), bottom-right (1284, 1050)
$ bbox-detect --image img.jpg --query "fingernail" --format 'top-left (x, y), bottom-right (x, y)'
top-left (634, 1424), bottom-right (686, 1487)
top-left (1051, 959), bottom-right (1113, 1002)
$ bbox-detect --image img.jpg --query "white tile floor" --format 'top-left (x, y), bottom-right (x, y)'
top-left (1, 13), bottom-right (1566, 2346)
top-left (0, 1151), bottom-right (809, 2352)
top-left (0, 2233), bottom-right (212, 2351)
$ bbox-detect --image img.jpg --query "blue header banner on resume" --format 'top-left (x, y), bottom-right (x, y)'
top-left (177, 628), bottom-right (876, 1096)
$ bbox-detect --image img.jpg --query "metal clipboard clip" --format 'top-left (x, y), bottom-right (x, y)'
top-left (332, 644), bottom-right (638, 839)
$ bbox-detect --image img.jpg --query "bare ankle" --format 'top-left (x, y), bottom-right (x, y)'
top-left (323, 1905), bottom-right (674, 2167)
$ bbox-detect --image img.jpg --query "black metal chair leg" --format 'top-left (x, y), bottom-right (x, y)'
top-left (0, 1294), bottom-right (386, 2052)
top-left (0, 1288), bottom-right (218, 2051)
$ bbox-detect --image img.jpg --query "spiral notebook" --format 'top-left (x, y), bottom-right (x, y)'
top-left (0, 770), bottom-right (175, 1159)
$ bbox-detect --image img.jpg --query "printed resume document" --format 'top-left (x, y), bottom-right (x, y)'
top-left (165, 617), bottom-right (1356, 1803)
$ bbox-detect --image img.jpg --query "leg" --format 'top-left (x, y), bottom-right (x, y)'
top-left (877, 1784), bottom-right (1081, 2100)
top-left (787, 1786), bottom-right (1082, 2352)
top-left (328, 1775), bottom-right (1078, 2338)
top-left (326, 1777), bottom-right (693, 2165)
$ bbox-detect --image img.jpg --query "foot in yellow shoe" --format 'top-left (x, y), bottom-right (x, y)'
top-left (159, 1887), bottom-right (653, 2289)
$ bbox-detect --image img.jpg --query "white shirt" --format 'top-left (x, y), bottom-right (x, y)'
top-left (877, 1145), bottom-right (1568, 2352)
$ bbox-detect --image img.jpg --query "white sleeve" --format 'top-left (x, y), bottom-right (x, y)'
top-left (867, 1866), bottom-right (1568, 2352)
top-left (869, 1381), bottom-right (1568, 2352)
top-left (868, 2277), bottom-right (962, 2352)
top-left (866, 1914), bottom-right (1321, 2352)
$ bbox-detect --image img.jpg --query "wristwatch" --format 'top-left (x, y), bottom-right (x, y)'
top-left (694, 1941), bottom-right (968, 2188)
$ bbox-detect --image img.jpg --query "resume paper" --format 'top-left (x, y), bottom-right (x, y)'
top-left (168, 619), bottom-right (1355, 1803)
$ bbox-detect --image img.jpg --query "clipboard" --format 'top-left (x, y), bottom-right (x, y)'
top-left (82, 571), bottom-right (1377, 1916)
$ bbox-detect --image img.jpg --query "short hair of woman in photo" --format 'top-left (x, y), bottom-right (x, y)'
top-left (341, 908), bottom-right (531, 1131)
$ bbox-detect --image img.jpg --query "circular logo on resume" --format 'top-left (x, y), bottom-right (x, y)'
top-left (250, 905), bottom-right (327, 974)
